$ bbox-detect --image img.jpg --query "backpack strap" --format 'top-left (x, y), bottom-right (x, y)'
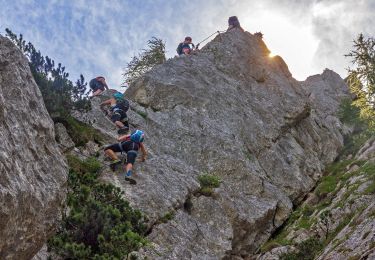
top-left (118, 141), bottom-right (125, 153)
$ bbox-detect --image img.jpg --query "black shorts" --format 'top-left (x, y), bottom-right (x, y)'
top-left (89, 79), bottom-right (105, 92)
top-left (110, 109), bottom-right (127, 123)
top-left (104, 141), bottom-right (139, 164)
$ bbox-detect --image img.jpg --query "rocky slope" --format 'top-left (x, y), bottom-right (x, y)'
top-left (0, 36), bottom-right (68, 259)
top-left (74, 29), bottom-right (350, 259)
top-left (257, 137), bottom-right (375, 260)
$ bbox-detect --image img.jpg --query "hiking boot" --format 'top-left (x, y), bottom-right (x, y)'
top-left (125, 177), bottom-right (137, 185)
top-left (109, 159), bottom-right (121, 171)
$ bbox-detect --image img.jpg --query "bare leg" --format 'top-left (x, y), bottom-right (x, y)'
top-left (104, 149), bottom-right (119, 161)
top-left (115, 121), bottom-right (125, 128)
top-left (93, 89), bottom-right (103, 96)
top-left (125, 163), bottom-right (133, 173)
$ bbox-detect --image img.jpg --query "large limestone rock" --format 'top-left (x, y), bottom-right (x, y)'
top-left (77, 29), bottom-right (349, 259)
top-left (257, 137), bottom-right (375, 260)
top-left (0, 36), bottom-right (68, 259)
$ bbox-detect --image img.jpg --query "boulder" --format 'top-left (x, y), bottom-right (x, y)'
top-left (0, 36), bottom-right (67, 259)
top-left (79, 29), bottom-right (349, 258)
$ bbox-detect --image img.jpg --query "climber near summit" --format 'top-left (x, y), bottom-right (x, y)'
top-left (227, 16), bottom-right (244, 32)
top-left (104, 130), bottom-right (147, 183)
top-left (89, 76), bottom-right (109, 97)
top-left (176, 36), bottom-right (196, 56)
top-left (100, 92), bottom-right (130, 135)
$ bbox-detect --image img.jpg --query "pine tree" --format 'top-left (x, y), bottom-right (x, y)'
top-left (123, 37), bottom-right (166, 85)
top-left (346, 34), bottom-right (375, 128)
top-left (4, 28), bottom-right (90, 117)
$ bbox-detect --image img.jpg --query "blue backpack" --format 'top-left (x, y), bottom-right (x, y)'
top-left (112, 92), bottom-right (129, 112)
top-left (130, 130), bottom-right (144, 143)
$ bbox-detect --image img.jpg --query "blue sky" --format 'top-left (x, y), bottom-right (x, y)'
top-left (1, 0), bottom-right (374, 89)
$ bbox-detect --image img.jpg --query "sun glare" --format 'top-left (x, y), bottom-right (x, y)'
top-left (269, 52), bottom-right (276, 58)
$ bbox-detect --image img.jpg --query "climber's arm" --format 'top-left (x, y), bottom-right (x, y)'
top-left (117, 134), bottom-right (130, 142)
top-left (100, 99), bottom-right (112, 107)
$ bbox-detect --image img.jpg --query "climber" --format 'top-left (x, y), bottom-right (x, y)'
top-left (104, 129), bottom-right (147, 181)
top-left (176, 36), bottom-right (195, 56)
top-left (89, 76), bottom-right (109, 97)
top-left (227, 16), bottom-right (244, 32)
top-left (100, 92), bottom-right (130, 135)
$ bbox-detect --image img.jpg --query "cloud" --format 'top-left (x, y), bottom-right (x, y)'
top-left (0, 0), bottom-right (374, 88)
top-left (310, 0), bottom-right (375, 76)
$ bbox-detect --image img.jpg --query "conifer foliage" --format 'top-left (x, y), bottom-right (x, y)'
top-left (48, 155), bottom-right (147, 259)
top-left (4, 28), bottom-right (90, 117)
top-left (346, 34), bottom-right (375, 128)
top-left (123, 37), bottom-right (166, 85)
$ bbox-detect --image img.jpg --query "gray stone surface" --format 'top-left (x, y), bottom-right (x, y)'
top-left (316, 140), bottom-right (375, 260)
top-left (75, 29), bottom-right (349, 259)
top-left (54, 122), bottom-right (75, 152)
top-left (0, 36), bottom-right (68, 259)
top-left (258, 136), bottom-right (375, 260)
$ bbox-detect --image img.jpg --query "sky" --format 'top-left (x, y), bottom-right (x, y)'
top-left (0, 0), bottom-right (374, 89)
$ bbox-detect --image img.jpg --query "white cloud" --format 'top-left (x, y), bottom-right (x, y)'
top-left (0, 0), bottom-right (374, 88)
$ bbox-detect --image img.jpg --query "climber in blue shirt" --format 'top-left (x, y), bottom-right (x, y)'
top-left (104, 130), bottom-right (147, 182)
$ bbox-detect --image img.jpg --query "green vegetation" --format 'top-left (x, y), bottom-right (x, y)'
top-left (261, 94), bottom-right (374, 257)
top-left (338, 98), bottom-right (365, 128)
top-left (280, 237), bottom-right (323, 260)
top-left (315, 175), bottom-right (337, 199)
top-left (346, 34), bottom-right (375, 129)
top-left (55, 115), bottom-right (103, 146)
top-left (338, 98), bottom-right (373, 159)
top-left (48, 155), bottom-right (147, 259)
top-left (136, 110), bottom-right (148, 120)
top-left (158, 211), bottom-right (175, 224)
top-left (361, 163), bottom-right (375, 194)
top-left (123, 37), bottom-right (166, 85)
top-left (314, 159), bottom-right (355, 200)
top-left (5, 29), bottom-right (90, 118)
top-left (260, 231), bottom-right (290, 253)
top-left (198, 173), bottom-right (221, 196)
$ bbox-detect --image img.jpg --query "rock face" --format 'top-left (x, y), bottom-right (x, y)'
top-left (77, 29), bottom-right (349, 259)
top-left (257, 138), bottom-right (375, 260)
top-left (317, 138), bottom-right (375, 260)
top-left (0, 36), bottom-right (68, 259)
top-left (55, 123), bottom-right (75, 152)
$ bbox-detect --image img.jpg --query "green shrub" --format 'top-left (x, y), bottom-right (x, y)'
top-left (302, 205), bottom-right (314, 217)
top-left (159, 211), bottom-right (175, 223)
top-left (315, 175), bottom-right (337, 199)
top-left (198, 174), bottom-right (221, 188)
top-left (337, 98), bottom-right (373, 159)
top-left (61, 115), bottom-right (103, 146)
top-left (198, 173), bottom-right (221, 196)
top-left (48, 156), bottom-right (147, 259)
top-left (136, 110), bottom-right (148, 120)
top-left (338, 98), bottom-right (364, 127)
top-left (5, 29), bottom-right (90, 117)
top-left (361, 163), bottom-right (375, 194)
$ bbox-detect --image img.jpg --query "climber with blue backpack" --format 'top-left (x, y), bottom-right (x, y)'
top-left (100, 92), bottom-right (130, 135)
top-left (176, 36), bottom-right (196, 56)
top-left (104, 130), bottom-right (147, 183)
